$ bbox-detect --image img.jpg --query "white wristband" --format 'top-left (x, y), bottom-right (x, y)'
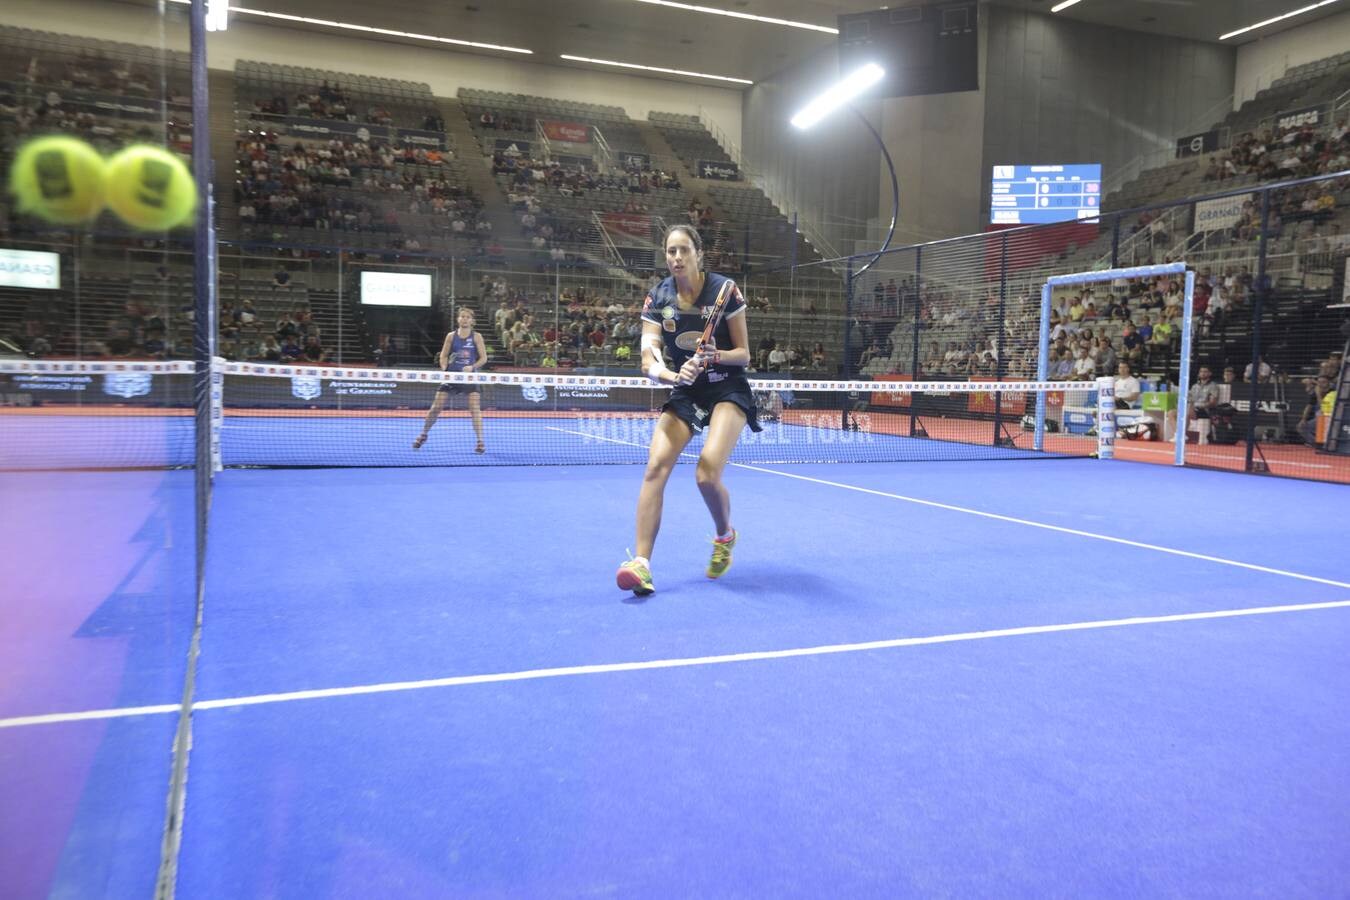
top-left (646, 362), bottom-right (669, 384)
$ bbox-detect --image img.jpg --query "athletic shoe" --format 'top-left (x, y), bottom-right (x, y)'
top-left (707, 529), bottom-right (737, 579)
top-left (616, 555), bottom-right (654, 596)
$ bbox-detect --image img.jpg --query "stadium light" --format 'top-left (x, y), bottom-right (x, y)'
top-left (167, 0), bottom-right (533, 53)
top-left (1220, 0), bottom-right (1342, 41)
top-left (789, 62), bottom-right (898, 311)
top-left (629, 0), bottom-right (838, 34)
top-left (789, 63), bottom-right (885, 130)
top-left (559, 54), bottom-right (752, 85)
top-left (206, 0), bottom-right (228, 32)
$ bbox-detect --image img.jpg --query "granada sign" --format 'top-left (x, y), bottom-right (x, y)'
top-left (0, 249), bottom-right (60, 290)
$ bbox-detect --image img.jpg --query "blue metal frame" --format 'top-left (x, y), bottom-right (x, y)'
top-left (1175, 269), bottom-right (1196, 467)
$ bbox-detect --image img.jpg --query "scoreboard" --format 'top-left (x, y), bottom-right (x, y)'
top-left (990, 164), bottom-right (1101, 225)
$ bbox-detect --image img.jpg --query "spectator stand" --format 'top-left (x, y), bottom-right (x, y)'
top-left (465, 96), bottom-right (687, 281)
top-left (0, 26), bottom-right (194, 243)
top-left (232, 60), bottom-right (484, 255)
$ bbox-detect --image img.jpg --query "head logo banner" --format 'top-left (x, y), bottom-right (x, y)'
top-left (103, 372), bottom-right (153, 399)
top-left (291, 376), bottom-right (322, 401)
top-left (282, 116), bottom-right (389, 142)
top-left (397, 128), bottom-right (446, 150)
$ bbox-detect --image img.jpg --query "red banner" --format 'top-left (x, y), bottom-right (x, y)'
top-left (542, 120), bottom-right (589, 143)
top-left (601, 212), bottom-right (652, 243)
top-left (870, 374), bottom-right (913, 408)
top-left (965, 377), bottom-right (1030, 415)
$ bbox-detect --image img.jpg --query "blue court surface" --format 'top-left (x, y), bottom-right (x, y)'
top-left (4, 458), bottom-right (1349, 897)
top-left (0, 412), bottom-right (1068, 469)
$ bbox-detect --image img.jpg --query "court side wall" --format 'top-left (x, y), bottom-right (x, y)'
top-left (981, 6), bottom-right (1235, 221)
top-left (0, 0), bottom-right (743, 136)
top-left (1233, 10), bottom-right (1350, 108)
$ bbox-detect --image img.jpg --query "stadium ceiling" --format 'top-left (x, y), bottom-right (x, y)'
top-left (997, 0), bottom-right (1346, 45)
top-left (137, 0), bottom-right (1345, 85)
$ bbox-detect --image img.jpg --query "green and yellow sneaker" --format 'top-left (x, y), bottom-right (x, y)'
top-left (616, 555), bottom-right (655, 596)
top-left (707, 529), bottom-right (737, 579)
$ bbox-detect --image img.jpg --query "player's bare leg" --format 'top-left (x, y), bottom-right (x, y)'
top-left (469, 392), bottom-right (485, 453)
top-left (414, 393), bottom-right (448, 449)
top-left (697, 402), bottom-right (746, 578)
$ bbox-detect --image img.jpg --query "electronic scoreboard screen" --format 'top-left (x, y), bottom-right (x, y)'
top-left (990, 164), bottom-right (1102, 225)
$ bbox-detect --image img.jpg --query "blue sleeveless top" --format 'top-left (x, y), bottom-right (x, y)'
top-left (447, 330), bottom-right (477, 371)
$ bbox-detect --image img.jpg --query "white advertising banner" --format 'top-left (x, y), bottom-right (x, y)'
top-left (1193, 194), bottom-right (1252, 232)
top-left (0, 248), bottom-right (60, 290)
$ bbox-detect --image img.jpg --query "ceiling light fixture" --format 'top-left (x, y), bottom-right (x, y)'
top-left (1219, 0), bottom-right (1342, 40)
top-left (560, 54), bottom-right (753, 84)
top-left (205, 0), bottom-right (229, 32)
top-left (167, 0), bottom-right (532, 53)
top-left (630, 0), bottom-right (837, 34)
top-left (790, 63), bottom-right (885, 130)
top-left (1050, 0), bottom-right (1085, 12)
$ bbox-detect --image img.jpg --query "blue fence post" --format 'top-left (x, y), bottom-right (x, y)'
top-left (910, 247), bottom-right (922, 437)
top-left (1244, 189), bottom-right (1273, 473)
top-left (993, 233), bottom-right (1009, 446)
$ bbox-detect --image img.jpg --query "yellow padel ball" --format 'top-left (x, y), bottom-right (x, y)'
top-left (7, 135), bottom-right (108, 225)
top-left (105, 145), bottom-right (197, 231)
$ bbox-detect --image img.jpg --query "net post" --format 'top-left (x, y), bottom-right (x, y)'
top-left (1035, 282), bottom-right (1051, 451)
top-left (1175, 268), bottom-right (1196, 467)
top-left (210, 356), bottom-right (224, 473)
top-left (909, 247), bottom-right (922, 382)
top-left (1244, 192), bottom-right (1272, 473)
top-left (842, 257), bottom-right (855, 431)
top-left (1095, 375), bottom-right (1116, 460)
top-left (993, 234), bottom-right (1009, 446)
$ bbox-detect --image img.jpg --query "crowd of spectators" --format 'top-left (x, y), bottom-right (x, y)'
top-left (4, 49), bottom-right (184, 99)
top-left (235, 132), bottom-right (484, 244)
top-left (684, 200), bottom-right (742, 274)
top-left (494, 151), bottom-right (681, 196)
top-left (216, 295), bottom-right (327, 363)
top-left (477, 275), bottom-right (645, 367)
top-left (756, 334), bottom-right (829, 372)
top-left (251, 81), bottom-right (394, 128)
top-left (1204, 117), bottom-right (1350, 184)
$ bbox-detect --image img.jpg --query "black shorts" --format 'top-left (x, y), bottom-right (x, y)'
top-left (664, 374), bottom-right (762, 435)
top-left (437, 382), bottom-right (479, 396)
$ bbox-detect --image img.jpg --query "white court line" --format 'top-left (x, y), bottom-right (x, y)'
top-left (1121, 443), bottom-right (1332, 470)
top-left (2, 599), bottom-right (1348, 730)
top-left (732, 462), bottom-right (1350, 589)
top-left (547, 424), bottom-right (1350, 590)
top-left (0, 702), bottom-right (181, 728)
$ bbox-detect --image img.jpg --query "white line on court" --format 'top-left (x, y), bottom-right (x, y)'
top-left (546, 425), bottom-right (1350, 590)
top-left (731, 462), bottom-right (1350, 589)
top-left (1121, 443), bottom-right (1331, 470)
top-left (2, 599), bottom-right (1348, 730)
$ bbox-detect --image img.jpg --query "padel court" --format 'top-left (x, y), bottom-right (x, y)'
top-left (4, 441), bottom-right (1348, 896)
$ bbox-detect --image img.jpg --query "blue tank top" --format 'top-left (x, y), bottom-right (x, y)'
top-left (447, 330), bottom-right (477, 371)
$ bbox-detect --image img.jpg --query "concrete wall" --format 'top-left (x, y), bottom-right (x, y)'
top-left (1233, 10), bottom-right (1350, 106)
